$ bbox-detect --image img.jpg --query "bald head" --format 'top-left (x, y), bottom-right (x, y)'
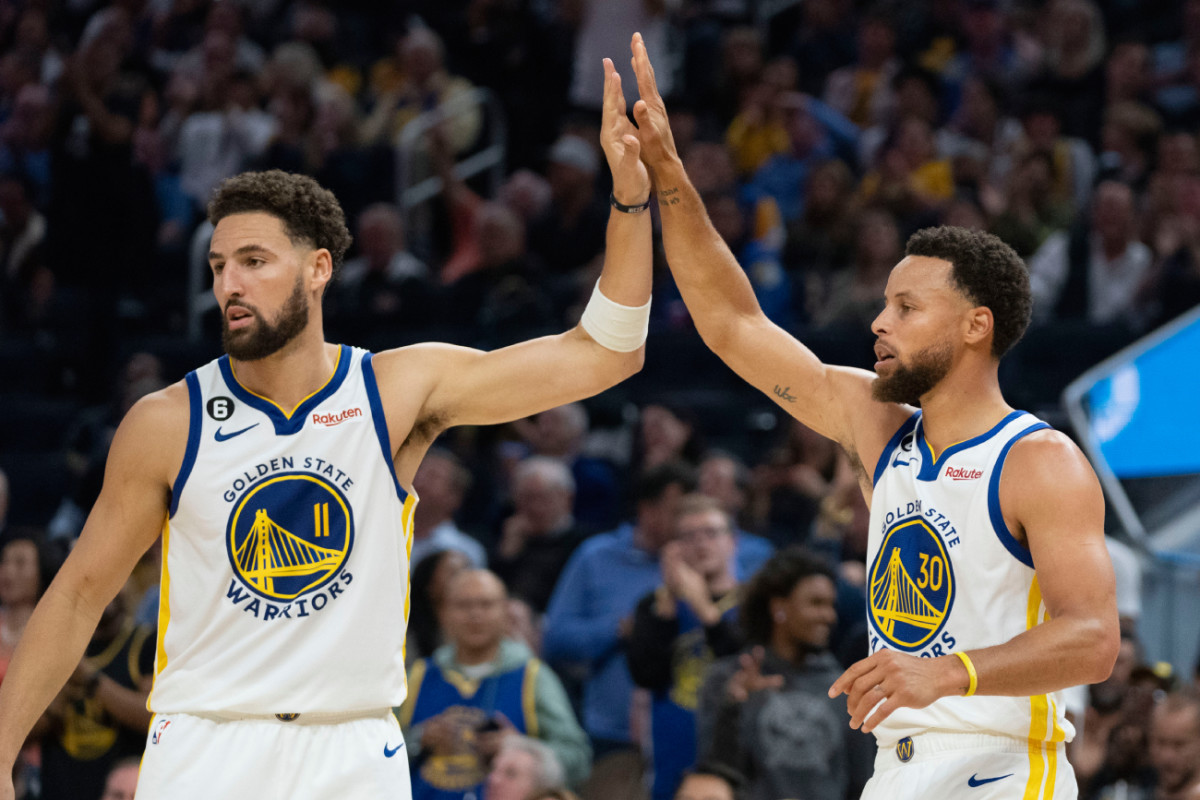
top-left (442, 569), bottom-right (509, 661)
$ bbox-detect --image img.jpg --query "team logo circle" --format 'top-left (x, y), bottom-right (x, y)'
top-left (867, 517), bottom-right (955, 651)
top-left (226, 472), bottom-right (354, 601)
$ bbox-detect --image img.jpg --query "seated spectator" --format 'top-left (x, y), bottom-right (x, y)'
top-left (399, 570), bottom-right (590, 798)
top-left (635, 405), bottom-right (706, 472)
top-left (782, 158), bottom-right (855, 280)
top-left (1, 530), bottom-right (63, 685)
top-left (696, 548), bottom-right (872, 800)
top-left (407, 550), bottom-right (473, 664)
top-left (857, 117), bottom-right (954, 224)
top-left (542, 462), bottom-right (696, 760)
top-left (527, 134), bottom-right (608, 275)
top-left (1027, 179), bottom-right (1155, 330)
top-left (725, 57), bottom-right (798, 177)
top-left (38, 585), bottom-right (154, 800)
top-left (628, 495), bottom-right (744, 800)
top-left (807, 208), bottom-right (899, 331)
top-left (484, 735), bottom-right (568, 800)
top-left (515, 403), bottom-right (621, 533)
top-left (493, 457), bottom-right (588, 614)
top-left (410, 448), bottom-right (486, 569)
top-left (674, 763), bottom-right (745, 800)
top-left (1149, 690), bottom-right (1200, 800)
top-left (99, 758), bottom-right (139, 800)
top-left (822, 11), bottom-right (900, 128)
top-left (1009, 96), bottom-right (1097, 215)
top-left (985, 151), bottom-right (1074, 257)
top-left (697, 452), bottom-right (774, 578)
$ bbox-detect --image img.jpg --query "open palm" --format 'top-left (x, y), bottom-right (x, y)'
top-left (599, 57), bottom-right (650, 205)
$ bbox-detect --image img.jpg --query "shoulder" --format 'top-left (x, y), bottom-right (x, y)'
top-left (112, 381), bottom-right (191, 474)
top-left (1003, 428), bottom-right (1097, 490)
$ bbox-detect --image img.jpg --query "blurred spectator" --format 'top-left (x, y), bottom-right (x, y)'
top-left (1036, 0), bottom-right (1108, 145)
top-left (636, 405), bottom-right (706, 472)
top-left (0, 84), bottom-right (54, 205)
top-left (362, 27), bottom-right (480, 157)
top-left (38, 586), bottom-right (154, 800)
top-left (696, 548), bottom-right (872, 800)
top-left (527, 134), bottom-right (607, 275)
top-left (786, 0), bottom-right (857, 98)
top-left (986, 151), bottom-right (1074, 257)
top-left (568, 0), bottom-right (672, 113)
top-left (484, 735), bottom-right (568, 800)
top-left (514, 403), bottom-right (621, 533)
top-left (1011, 96), bottom-right (1097, 214)
top-left (696, 452), bottom-right (774, 577)
top-left (543, 462), bottom-right (696, 759)
top-left (744, 92), bottom-right (859, 223)
top-left (725, 57), bottom-right (797, 177)
top-left (493, 457), bottom-right (588, 614)
top-left (628, 495), bottom-right (743, 800)
top-left (1, 532), bottom-right (64, 684)
top-left (1074, 631), bottom-right (1143, 787)
top-left (172, 3), bottom-right (266, 86)
top-left (1028, 180), bottom-right (1155, 329)
top-left (399, 570), bottom-right (590, 796)
top-left (1098, 102), bottom-right (1162, 190)
top-left (823, 11), bottom-right (900, 128)
top-left (808, 208), bottom-right (899, 331)
top-left (98, 758), bottom-right (139, 800)
top-left (753, 419), bottom-right (845, 547)
top-left (673, 763), bottom-right (744, 800)
top-left (781, 158), bottom-right (855, 278)
top-left (0, 172), bottom-right (49, 331)
top-left (1105, 42), bottom-right (1151, 108)
top-left (1146, 172), bottom-right (1200, 325)
top-left (410, 448), bottom-right (486, 569)
top-left (857, 116), bottom-right (954, 224)
top-left (1148, 691), bottom-right (1200, 800)
top-left (408, 549), bottom-right (473, 664)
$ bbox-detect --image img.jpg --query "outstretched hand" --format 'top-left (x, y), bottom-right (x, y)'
top-left (629, 31), bottom-right (679, 170)
top-left (726, 647), bottom-right (785, 703)
top-left (599, 57), bottom-right (650, 205)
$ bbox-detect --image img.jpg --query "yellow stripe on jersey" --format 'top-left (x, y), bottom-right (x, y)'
top-left (398, 659), bottom-right (427, 728)
top-left (1024, 576), bottom-right (1056, 799)
top-left (400, 494), bottom-right (417, 669)
top-left (523, 660), bottom-right (541, 738)
top-left (228, 346), bottom-right (342, 419)
top-left (149, 518), bottom-right (172, 710)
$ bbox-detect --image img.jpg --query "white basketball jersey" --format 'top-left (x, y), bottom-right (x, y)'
top-left (148, 345), bottom-right (416, 714)
top-left (865, 410), bottom-right (1073, 747)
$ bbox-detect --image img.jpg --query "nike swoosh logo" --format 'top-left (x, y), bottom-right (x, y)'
top-left (214, 423), bottom-right (259, 442)
top-left (383, 742), bottom-right (404, 758)
top-left (214, 424), bottom-right (259, 443)
top-left (968, 774), bottom-right (1014, 787)
top-left (892, 456), bottom-right (910, 467)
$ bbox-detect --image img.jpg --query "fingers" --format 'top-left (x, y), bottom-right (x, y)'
top-left (828, 653), bottom-right (877, 698)
top-left (630, 31), bottom-right (660, 102)
top-left (861, 694), bottom-right (903, 734)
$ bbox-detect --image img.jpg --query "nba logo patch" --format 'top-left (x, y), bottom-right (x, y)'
top-left (152, 718), bottom-right (172, 745)
top-left (896, 736), bottom-right (914, 763)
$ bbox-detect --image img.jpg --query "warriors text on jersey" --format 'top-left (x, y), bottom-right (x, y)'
top-left (148, 345), bottom-right (416, 714)
top-left (866, 410), bottom-right (1072, 748)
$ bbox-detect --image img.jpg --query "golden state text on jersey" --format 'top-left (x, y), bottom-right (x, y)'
top-left (223, 466), bottom-right (356, 619)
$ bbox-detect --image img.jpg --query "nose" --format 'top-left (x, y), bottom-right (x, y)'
top-left (871, 305), bottom-right (891, 337)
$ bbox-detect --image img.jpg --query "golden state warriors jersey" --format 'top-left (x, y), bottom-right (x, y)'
top-left (148, 345), bottom-right (416, 714)
top-left (865, 410), bottom-right (1073, 747)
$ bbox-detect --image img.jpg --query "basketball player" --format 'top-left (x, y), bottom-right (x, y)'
top-left (0, 58), bottom-right (651, 800)
top-left (625, 33), bottom-right (1119, 798)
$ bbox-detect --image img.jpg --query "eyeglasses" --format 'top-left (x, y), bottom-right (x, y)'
top-left (676, 525), bottom-right (731, 542)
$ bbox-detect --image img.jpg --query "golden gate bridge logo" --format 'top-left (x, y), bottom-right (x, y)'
top-left (868, 518), bottom-right (954, 651)
top-left (226, 473), bottom-right (353, 601)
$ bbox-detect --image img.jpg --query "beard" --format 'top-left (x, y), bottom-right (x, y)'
top-left (221, 276), bottom-right (310, 361)
top-left (872, 340), bottom-right (954, 405)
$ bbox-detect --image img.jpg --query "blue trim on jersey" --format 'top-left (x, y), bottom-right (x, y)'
top-left (361, 352), bottom-right (408, 503)
top-left (987, 421), bottom-right (1052, 568)
top-left (873, 412), bottom-right (921, 487)
top-left (217, 344), bottom-right (352, 435)
top-left (916, 410), bottom-right (1028, 481)
top-left (169, 372), bottom-right (203, 518)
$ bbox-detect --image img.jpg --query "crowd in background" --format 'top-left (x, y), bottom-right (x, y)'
top-left (2, 0), bottom-right (1200, 798)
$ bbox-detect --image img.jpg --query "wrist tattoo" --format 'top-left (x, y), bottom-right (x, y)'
top-left (658, 187), bottom-right (680, 205)
top-left (773, 385), bottom-right (798, 402)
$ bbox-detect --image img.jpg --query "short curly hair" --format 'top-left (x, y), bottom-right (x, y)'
top-left (208, 170), bottom-right (353, 277)
top-left (740, 547), bottom-right (836, 647)
top-left (905, 226), bottom-right (1032, 358)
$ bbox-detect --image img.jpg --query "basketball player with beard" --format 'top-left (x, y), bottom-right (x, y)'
top-left (625, 32), bottom-right (1118, 799)
top-left (0, 59), bottom-right (652, 800)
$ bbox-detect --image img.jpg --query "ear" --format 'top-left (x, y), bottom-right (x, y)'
top-left (309, 248), bottom-right (333, 294)
top-left (963, 306), bottom-right (994, 348)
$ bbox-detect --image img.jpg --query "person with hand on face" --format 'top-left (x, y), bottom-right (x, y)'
top-left (397, 570), bottom-right (589, 800)
top-left (1150, 691), bottom-right (1200, 800)
top-left (626, 31), bottom-right (1118, 799)
top-left (628, 494), bottom-right (743, 800)
top-left (0, 51), bottom-right (651, 800)
top-left (696, 548), bottom-right (872, 800)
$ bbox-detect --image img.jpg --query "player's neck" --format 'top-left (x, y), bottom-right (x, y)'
top-left (917, 361), bottom-right (1012, 454)
top-left (229, 328), bottom-right (339, 412)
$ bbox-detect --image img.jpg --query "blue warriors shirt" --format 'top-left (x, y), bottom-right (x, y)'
top-left (148, 345), bottom-right (416, 714)
top-left (866, 410), bottom-right (1073, 748)
top-left (400, 658), bottom-right (537, 800)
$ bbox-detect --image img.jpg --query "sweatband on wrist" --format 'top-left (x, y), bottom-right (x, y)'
top-left (579, 280), bottom-right (651, 352)
top-left (955, 651), bottom-right (978, 697)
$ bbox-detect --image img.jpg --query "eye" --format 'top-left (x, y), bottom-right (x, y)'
top-left (210, 262), bottom-right (224, 275)
top-left (247, 257), bottom-right (264, 267)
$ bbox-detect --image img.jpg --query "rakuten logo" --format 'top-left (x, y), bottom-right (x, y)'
top-left (945, 466), bottom-right (984, 481)
top-left (312, 407), bottom-right (363, 427)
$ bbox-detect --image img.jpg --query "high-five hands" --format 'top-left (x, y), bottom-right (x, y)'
top-left (599, 57), bottom-right (650, 206)
top-left (628, 31), bottom-right (680, 173)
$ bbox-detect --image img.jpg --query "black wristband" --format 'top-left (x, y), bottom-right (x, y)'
top-left (610, 192), bottom-right (651, 214)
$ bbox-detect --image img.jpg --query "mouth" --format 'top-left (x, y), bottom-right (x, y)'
top-left (874, 342), bottom-right (897, 371)
top-left (225, 305), bottom-right (255, 330)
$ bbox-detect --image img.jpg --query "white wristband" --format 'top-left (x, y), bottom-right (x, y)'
top-left (579, 281), bottom-right (651, 352)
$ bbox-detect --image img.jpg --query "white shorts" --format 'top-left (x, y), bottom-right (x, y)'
top-left (861, 733), bottom-right (1077, 800)
top-left (137, 709), bottom-right (412, 800)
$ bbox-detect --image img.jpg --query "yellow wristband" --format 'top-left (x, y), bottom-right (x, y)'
top-left (955, 651), bottom-right (978, 697)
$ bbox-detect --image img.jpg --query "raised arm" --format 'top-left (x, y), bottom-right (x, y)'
top-left (830, 431), bottom-right (1120, 733)
top-left (627, 33), bottom-right (906, 463)
top-left (373, 58), bottom-right (653, 476)
top-left (0, 387), bottom-right (186, 794)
